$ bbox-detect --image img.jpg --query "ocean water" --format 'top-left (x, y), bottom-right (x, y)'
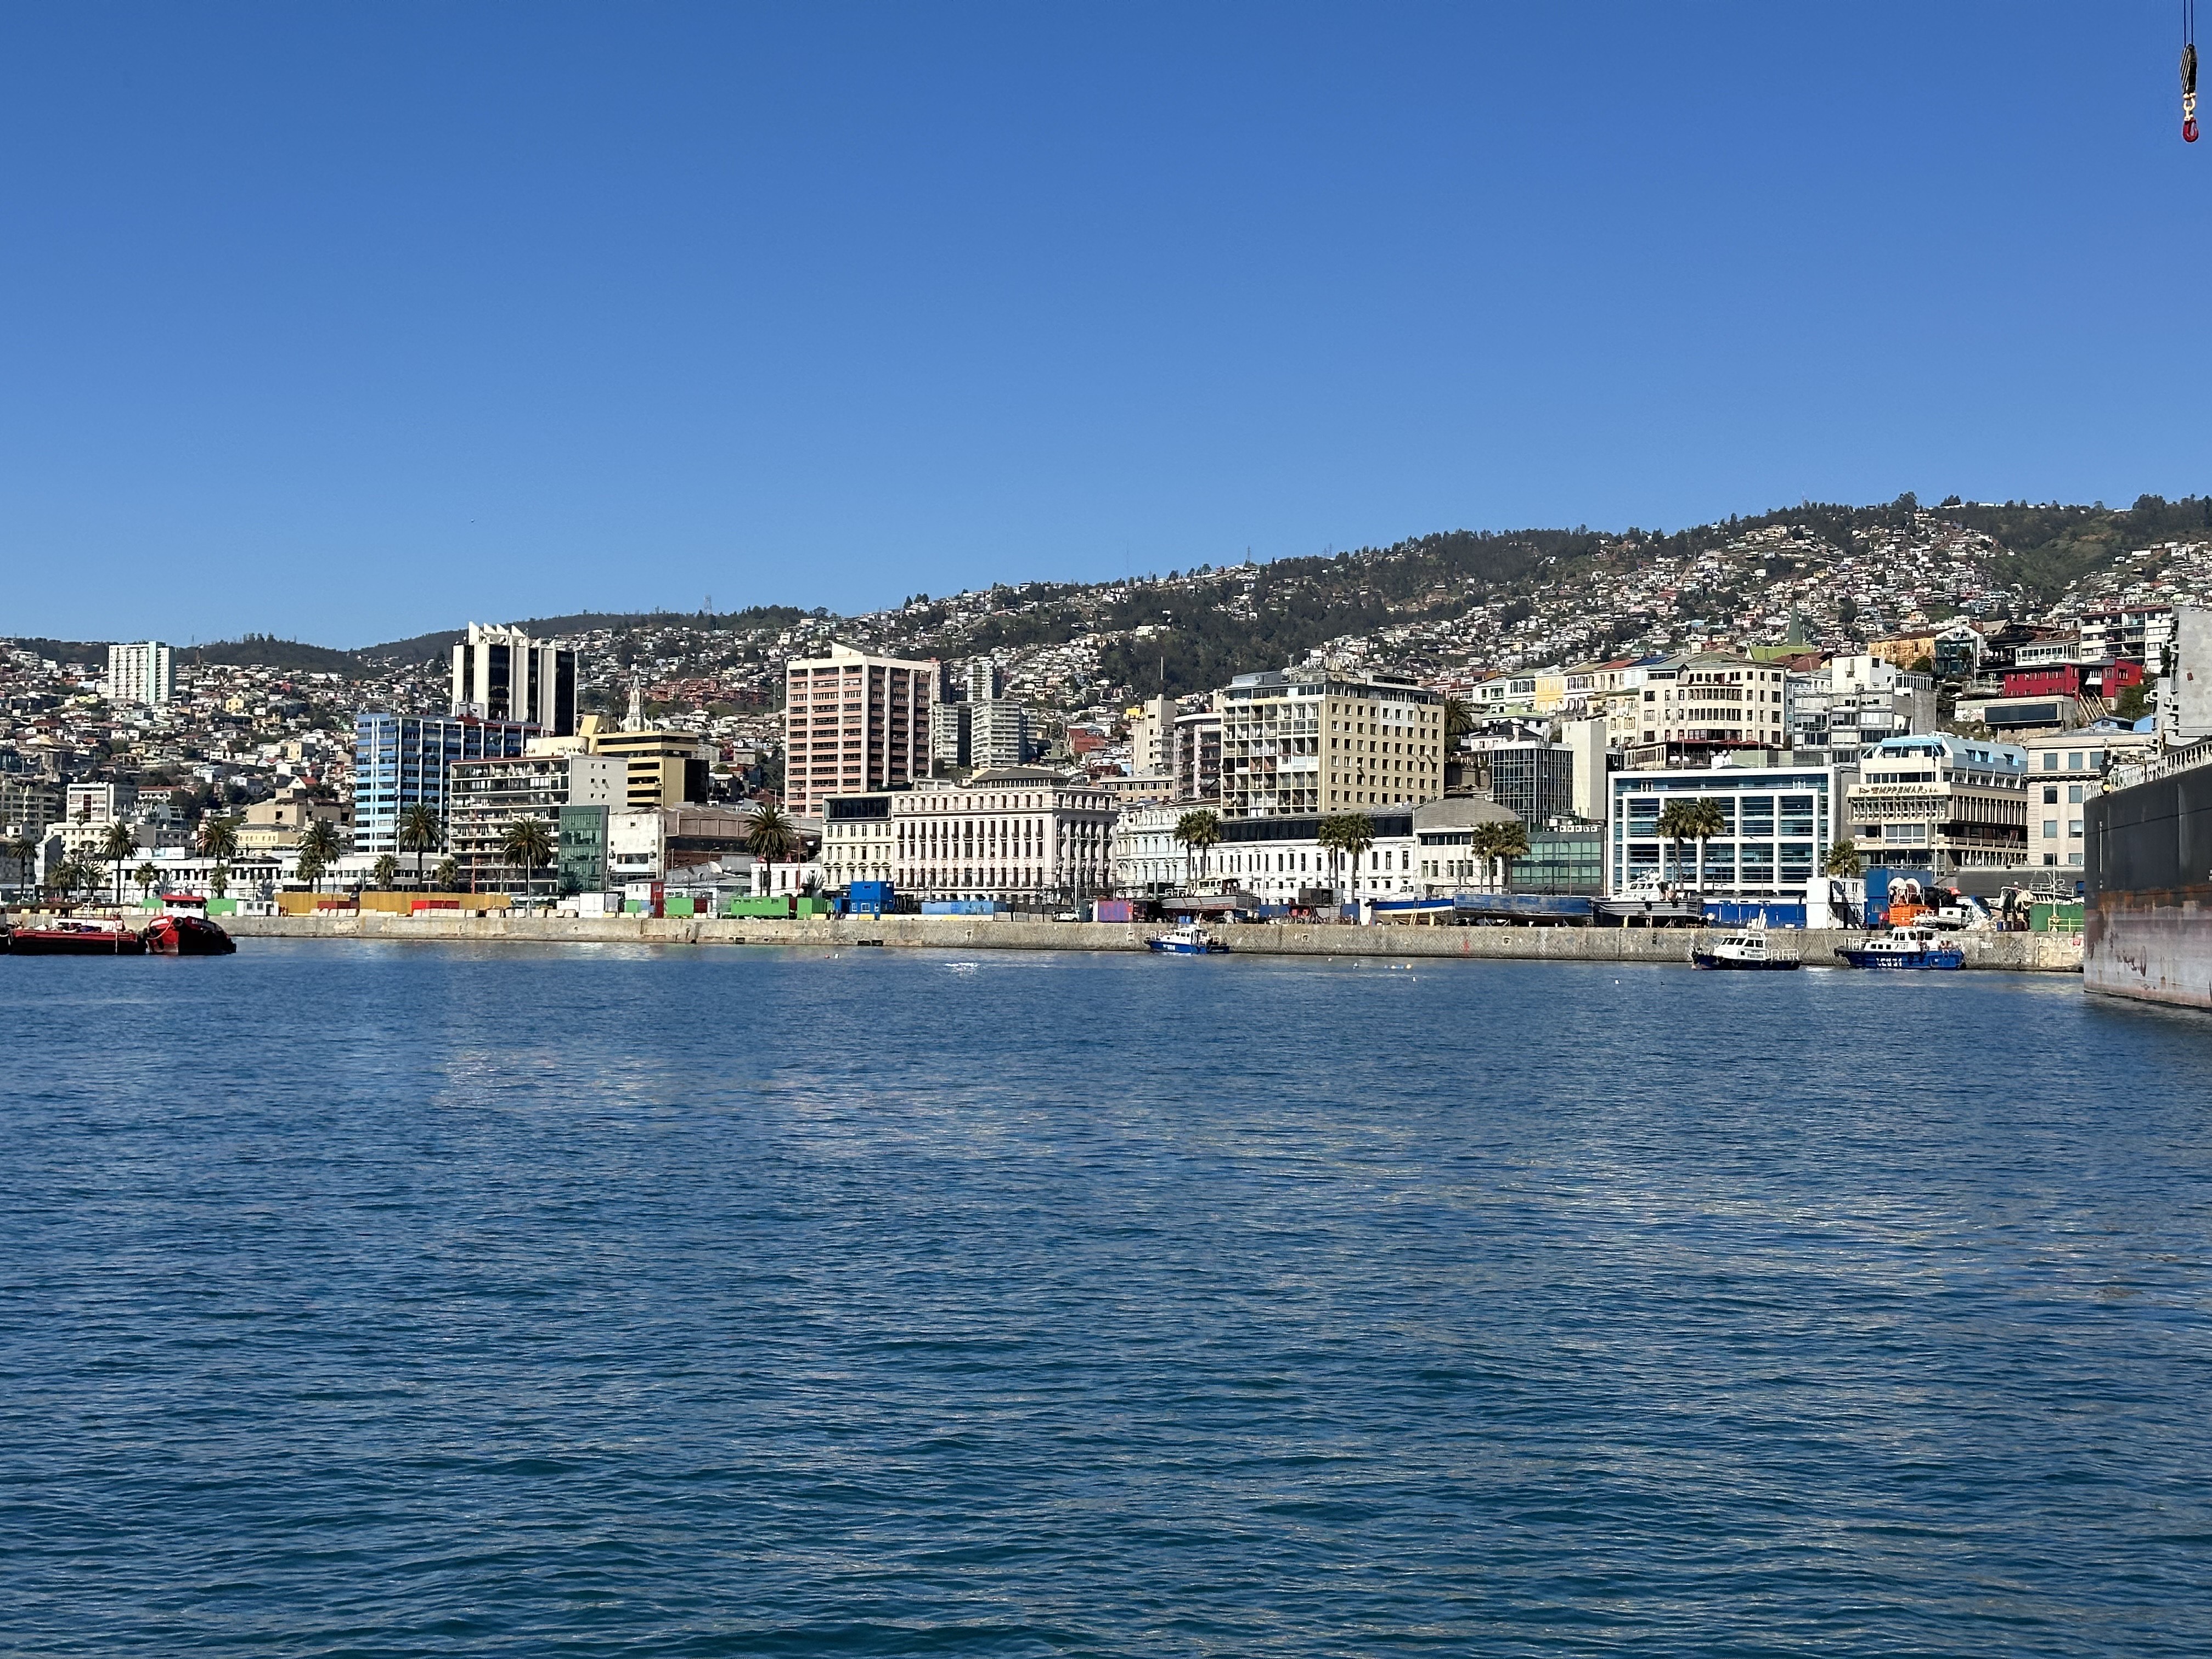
top-left (4, 940), bottom-right (2211, 1656)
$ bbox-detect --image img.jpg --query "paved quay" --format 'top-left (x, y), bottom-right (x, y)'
top-left (221, 911), bottom-right (2085, 971)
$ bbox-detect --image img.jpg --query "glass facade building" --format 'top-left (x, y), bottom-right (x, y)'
top-left (352, 713), bottom-right (533, 857)
top-left (1607, 765), bottom-right (1848, 897)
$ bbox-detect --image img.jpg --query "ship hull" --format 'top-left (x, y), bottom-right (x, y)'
top-left (2085, 754), bottom-right (2212, 1010)
top-left (2084, 886), bottom-right (2212, 1009)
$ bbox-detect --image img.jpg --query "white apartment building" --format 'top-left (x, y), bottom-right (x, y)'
top-left (820, 792), bottom-right (897, 889)
top-left (448, 753), bottom-right (622, 884)
top-left (1211, 810), bottom-right (1420, 904)
top-left (105, 641), bottom-right (173, 707)
top-left (65, 781), bottom-right (137, 824)
top-left (1218, 668), bottom-right (1444, 818)
top-left (1646, 653), bottom-right (1793, 754)
top-left (1111, 804), bottom-right (1189, 895)
top-left (783, 643), bottom-right (937, 819)
top-left (1174, 708), bottom-right (1221, 802)
top-left (969, 700), bottom-right (1030, 769)
top-left (1791, 653), bottom-right (1936, 763)
top-left (891, 766), bottom-right (1115, 904)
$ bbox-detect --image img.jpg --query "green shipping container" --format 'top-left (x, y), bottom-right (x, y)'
top-left (665, 895), bottom-right (694, 917)
top-left (725, 896), bottom-right (793, 918)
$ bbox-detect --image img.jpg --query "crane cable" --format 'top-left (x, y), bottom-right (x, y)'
top-left (2186, 0), bottom-right (2199, 142)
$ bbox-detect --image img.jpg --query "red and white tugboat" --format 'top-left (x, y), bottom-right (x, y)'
top-left (142, 913), bottom-right (238, 955)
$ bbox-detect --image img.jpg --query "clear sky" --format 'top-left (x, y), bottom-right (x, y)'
top-left (2, 3), bottom-right (2205, 647)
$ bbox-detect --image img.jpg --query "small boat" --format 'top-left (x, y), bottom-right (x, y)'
top-left (1593, 880), bottom-right (1706, 928)
top-left (1838, 924), bottom-right (1966, 970)
top-left (1692, 918), bottom-right (1801, 970)
top-left (4, 919), bottom-right (146, 955)
top-left (143, 914), bottom-right (238, 955)
top-left (1148, 922), bottom-right (1229, 955)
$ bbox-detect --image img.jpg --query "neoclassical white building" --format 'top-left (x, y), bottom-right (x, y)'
top-left (891, 767), bottom-right (1115, 904)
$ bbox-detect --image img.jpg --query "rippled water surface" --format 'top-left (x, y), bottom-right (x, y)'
top-left (5, 940), bottom-right (2212, 1655)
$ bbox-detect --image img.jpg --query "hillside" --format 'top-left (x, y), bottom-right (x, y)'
top-left (16, 494), bottom-right (2212, 715)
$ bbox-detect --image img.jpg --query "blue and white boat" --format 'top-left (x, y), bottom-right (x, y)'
top-left (1838, 924), bottom-right (1965, 970)
top-left (1148, 922), bottom-right (1229, 955)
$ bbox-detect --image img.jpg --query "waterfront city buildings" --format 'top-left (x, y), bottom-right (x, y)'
top-left (890, 766), bottom-right (1114, 904)
top-left (450, 622), bottom-right (579, 736)
top-left (1608, 760), bottom-right (1850, 897)
top-left (1843, 735), bottom-right (2028, 873)
top-left (1217, 667), bottom-right (1444, 819)
top-left (820, 791), bottom-right (896, 890)
top-left (448, 753), bottom-right (622, 886)
top-left (352, 713), bottom-right (534, 857)
top-left (783, 644), bottom-right (936, 819)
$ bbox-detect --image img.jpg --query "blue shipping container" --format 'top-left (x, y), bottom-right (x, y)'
top-left (1702, 900), bottom-right (1808, 928)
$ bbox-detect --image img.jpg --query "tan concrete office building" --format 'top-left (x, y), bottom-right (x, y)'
top-left (1217, 668), bottom-right (1443, 819)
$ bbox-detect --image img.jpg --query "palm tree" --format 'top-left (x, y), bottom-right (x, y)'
top-left (1316, 812), bottom-right (1375, 913)
top-left (134, 860), bottom-right (161, 907)
top-left (1442, 696), bottom-right (1475, 749)
top-left (397, 803), bottom-right (441, 890)
top-left (746, 801), bottom-right (801, 884)
top-left (1469, 818), bottom-right (1531, 892)
top-left (58, 856), bottom-right (100, 907)
top-left (1173, 808), bottom-right (1222, 890)
top-left (101, 820), bottom-right (137, 906)
top-left (373, 854), bottom-right (399, 890)
top-left (433, 857), bottom-right (459, 892)
top-left (298, 819), bottom-right (341, 895)
top-left (1822, 839), bottom-right (1864, 878)
top-left (197, 816), bottom-right (239, 862)
top-left (1684, 799), bottom-right (1726, 893)
top-left (1655, 800), bottom-right (1701, 888)
top-left (296, 850), bottom-right (326, 894)
top-left (500, 817), bottom-right (555, 904)
top-left (198, 816), bottom-right (240, 908)
top-left (4, 834), bottom-right (35, 904)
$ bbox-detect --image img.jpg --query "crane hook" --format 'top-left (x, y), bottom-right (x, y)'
top-left (2187, 2), bottom-right (2200, 140)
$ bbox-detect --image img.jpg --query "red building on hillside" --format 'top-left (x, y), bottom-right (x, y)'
top-left (2001, 659), bottom-right (2146, 699)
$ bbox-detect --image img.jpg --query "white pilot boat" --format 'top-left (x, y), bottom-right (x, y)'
top-left (1147, 922), bottom-right (1229, 955)
top-left (1691, 917), bottom-right (1800, 970)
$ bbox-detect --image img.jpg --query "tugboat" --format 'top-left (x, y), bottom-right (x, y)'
top-left (3, 918), bottom-right (147, 955)
top-left (143, 913), bottom-right (238, 955)
top-left (1692, 917), bottom-right (1801, 970)
top-left (1148, 922), bottom-right (1229, 955)
top-left (1838, 924), bottom-right (1966, 970)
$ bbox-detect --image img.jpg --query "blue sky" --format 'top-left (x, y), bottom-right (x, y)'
top-left (2, 3), bottom-right (2204, 646)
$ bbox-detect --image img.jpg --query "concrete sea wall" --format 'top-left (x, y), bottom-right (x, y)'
top-left (221, 911), bottom-right (2086, 972)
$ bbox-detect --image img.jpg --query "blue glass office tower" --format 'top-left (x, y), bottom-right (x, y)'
top-left (353, 714), bottom-right (534, 856)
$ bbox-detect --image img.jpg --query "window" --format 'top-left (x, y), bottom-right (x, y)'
top-left (2068, 785), bottom-right (2084, 804)
top-left (2044, 786), bottom-right (2059, 804)
top-left (2043, 753), bottom-right (2059, 771)
top-left (2069, 820), bottom-right (2084, 837)
top-left (2044, 820), bottom-right (2058, 839)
